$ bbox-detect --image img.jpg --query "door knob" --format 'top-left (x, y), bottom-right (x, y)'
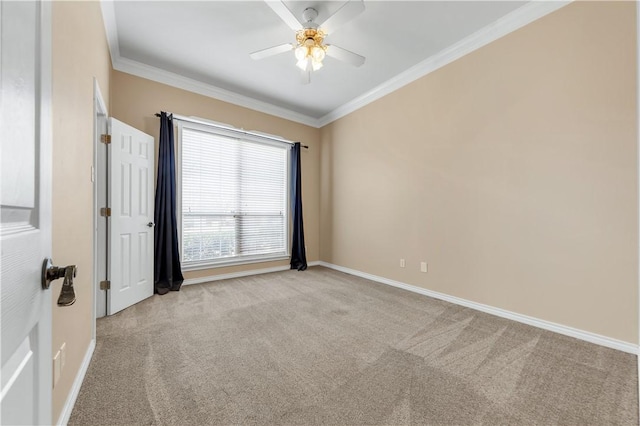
top-left (147, 222), bottom-right (155, 227)
top-left (41, 258), bottom-right (77, 306)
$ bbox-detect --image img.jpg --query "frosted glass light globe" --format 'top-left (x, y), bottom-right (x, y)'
top-left (294, 46), bottom-right (307, 61)
top-left (296, 58), bottom-right (309, 71)
top-left (311, 46), bottom-right (325, 62)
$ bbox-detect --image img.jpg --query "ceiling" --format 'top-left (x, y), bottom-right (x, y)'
top-left (103, 1), bottom-right (560, 126)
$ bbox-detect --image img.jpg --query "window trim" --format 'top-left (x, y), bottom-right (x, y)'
top-left (176, 120), bottom-right (291, 271)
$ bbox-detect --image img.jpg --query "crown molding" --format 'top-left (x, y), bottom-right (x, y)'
top-left (111, 56), bottom-right (322, 127)
top-left (100, 0), bottom-right (570, 129)
top-left (100, 0), bottom-right (120, 66)
top-left (100, 0), bottom-right (321, 127)
top-left (316, 0), bottom-right (571, 127)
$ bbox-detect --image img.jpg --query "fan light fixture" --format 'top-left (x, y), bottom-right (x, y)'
top-left (249, 1), bottom-right (366, 84)
top-left (295, 28), bottom-right (327, 71)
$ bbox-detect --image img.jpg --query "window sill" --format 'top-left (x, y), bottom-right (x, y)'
top-left (182, 254), bottom-right (290, 272)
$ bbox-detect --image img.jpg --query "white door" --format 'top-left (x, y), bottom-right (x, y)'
top-left (107, 118), bottom-right (154, 315)
top-left (0, 1), bottom-right (52, 425)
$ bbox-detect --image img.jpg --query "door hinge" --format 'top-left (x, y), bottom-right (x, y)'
top-left (100, 134), bottom-right (111, 144)
top-left (100, 280), bottom-right (110, 290)
top-left (100, 207), bottom-right (111, 217)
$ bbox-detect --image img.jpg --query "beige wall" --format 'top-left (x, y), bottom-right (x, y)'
top-left (51, 0), bottom-right (112, 421)
top-left (110, 71), bottom-right (321, 280)
top-left (48, 1), bottom-right (637, 420)
top-left (320, 1), bottom-right (638, 343)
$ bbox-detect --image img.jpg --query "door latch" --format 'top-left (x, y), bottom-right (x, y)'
top-left (41, 258), bottom-right (77, 306)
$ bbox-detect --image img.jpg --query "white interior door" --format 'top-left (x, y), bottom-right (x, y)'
top-left (108, 118), bottom-right (154, 315)
top-left (0, 1), bottom-right (52, 424)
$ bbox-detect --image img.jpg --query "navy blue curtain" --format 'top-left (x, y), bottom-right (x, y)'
top-left (154, 112), bottom-right (184, 294)
top-left (290, 142), bottom-right (307, 271)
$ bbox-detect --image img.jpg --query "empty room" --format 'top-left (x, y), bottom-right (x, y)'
top-left (1, 0), bottom-right (639, 424)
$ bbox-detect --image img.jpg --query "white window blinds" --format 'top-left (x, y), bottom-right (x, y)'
top-left (180, 125), bottom-right (289, 266)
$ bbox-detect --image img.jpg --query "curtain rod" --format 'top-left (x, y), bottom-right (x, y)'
top-left (155, 112), bottom-right (308, 149)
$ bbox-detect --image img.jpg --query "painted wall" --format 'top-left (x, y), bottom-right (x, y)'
top-left (320, 1), bottom-right (638, 343)
top-left (110, 71), bottom-right (321, 280)
top-left (51, 1), bottom-right (111, 421)
top-left (48, 2), bottom-right (637, 420)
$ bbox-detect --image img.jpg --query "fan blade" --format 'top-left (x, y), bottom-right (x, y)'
top-left (301, 70), bottom-right (310, 85)
top-left (325, 45), bottom-right (365, 67)
top-left (250, 43), bottom-right (294, 60)
top-left (319, 0), bottom-right (364, 35)
top-left (265, 1), bottom-right (302, 31)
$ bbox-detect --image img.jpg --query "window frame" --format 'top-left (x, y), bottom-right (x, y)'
top-left (176, 120), bottom-right (291, 271)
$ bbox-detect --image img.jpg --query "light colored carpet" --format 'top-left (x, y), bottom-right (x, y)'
top-left (69, 266), bottom-right (638, 425)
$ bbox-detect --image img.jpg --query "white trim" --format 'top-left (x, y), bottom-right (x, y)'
top-left (113, 57), bottom-right (321, 128)
top-left (93, 79), bottom-right (108, 323)
top-left (183, 265), bottom-right (291, 286)
top-left (99, 0), bottom-right (119, 65)
top-left (317, 1), bottom-right (571, 126)
top-left (318, 262), bottom-right (638, 355)
top-left (99, 1), bottom-right (570, 129)
top-left (56, 339), bottom-right (95, 426)
top-left (182, 260), bottom-right (320, 286)
top-left (99, 0), bottom-right (318, 127)
top-left (182, 260), bottom-right (322, 285)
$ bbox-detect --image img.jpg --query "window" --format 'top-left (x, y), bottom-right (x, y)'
top-left (179, 123), bottom-right (289, 269)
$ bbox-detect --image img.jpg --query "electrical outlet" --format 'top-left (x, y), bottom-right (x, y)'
top-left (60, 342), bottom-right (66, 370)
top-left (400, 259), bottom-right (405, 268)
top-left (53, 350), bottom-right (61, 387)
top-left (421, 262), bottom-right (428, 273)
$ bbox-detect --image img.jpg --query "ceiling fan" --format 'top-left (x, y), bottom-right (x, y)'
top-left (250, 0), bottom-right (366, 84)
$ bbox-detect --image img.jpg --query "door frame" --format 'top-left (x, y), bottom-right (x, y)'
top-left (93, 79), bottom-right (108, 321)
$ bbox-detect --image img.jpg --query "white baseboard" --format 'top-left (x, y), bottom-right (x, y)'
top-left (183, 265), bottom-right (290, 286)
top-left (318, 262), bottom-right (638, 355)
top-left (183, 260), bottom-right (321, 286)
top-left (57, 338), bottom-right (95, 426)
